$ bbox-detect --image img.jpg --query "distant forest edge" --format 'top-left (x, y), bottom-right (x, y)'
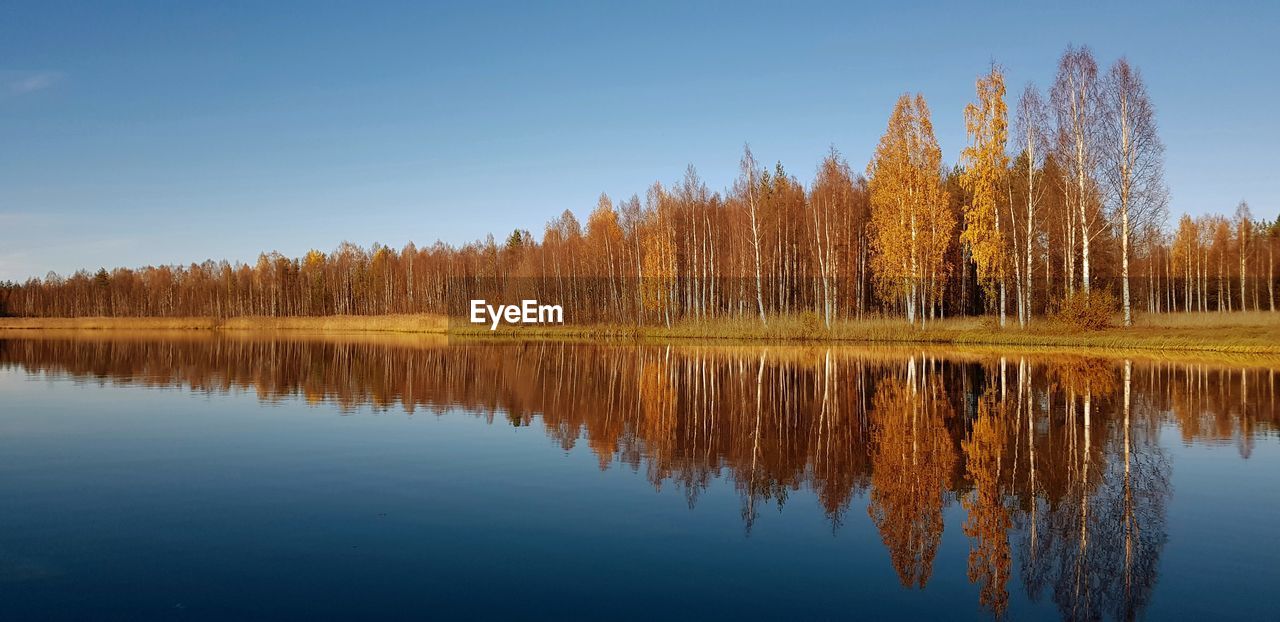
top-left (2, 45), bottom-right (1277, 327)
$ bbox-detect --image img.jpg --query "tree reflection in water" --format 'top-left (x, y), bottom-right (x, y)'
top-left (3, 335), bottom-right (1276, 619)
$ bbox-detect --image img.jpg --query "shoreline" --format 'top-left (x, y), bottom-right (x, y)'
top-left (2, 312), bottom-right (1279, 356)
top-left (0, 315), bottom-right (449, 334)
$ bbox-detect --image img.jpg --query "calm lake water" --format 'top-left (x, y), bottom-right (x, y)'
top-left (1, 335), bottom-right (1277, 621)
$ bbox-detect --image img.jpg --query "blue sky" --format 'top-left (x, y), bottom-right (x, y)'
top-left (1, 1), bottom-right (1277, 281)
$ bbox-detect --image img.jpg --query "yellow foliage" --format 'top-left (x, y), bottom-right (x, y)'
top-left (960, 67), bottom-right (1010, 296)
top-left (867, 94), bottom-right (954, 322)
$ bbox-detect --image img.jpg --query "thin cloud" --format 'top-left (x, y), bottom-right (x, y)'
top-left (4, 71), bottom-right (63, 97)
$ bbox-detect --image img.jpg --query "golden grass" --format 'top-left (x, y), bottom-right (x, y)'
top-left (0, 316), bottom-right (221, 330)
top-left (3, 311), bottom-right (1278, 358)
top-left (0, 314), bottom-right (447, 334)
top-left (461, 310), bottom-right (1280, 356)
top-left (217, 314), bottom-right (447, 333)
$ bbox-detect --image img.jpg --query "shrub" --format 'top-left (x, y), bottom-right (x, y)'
top-left (1054, 290), bottom-right (1117, 331)
top-left (798, 310), bottom-right (824, 336)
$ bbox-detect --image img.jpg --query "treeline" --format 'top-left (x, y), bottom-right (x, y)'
top-left (2, 44), bottom-right (1277, 325)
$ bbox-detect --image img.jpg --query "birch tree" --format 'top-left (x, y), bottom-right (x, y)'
top-left (809, 148), bottom-right (855, 328)
top-left (868, 94), bottom-right (953, 325)
top-left (1101, 58), bottom-right (1167, 325)
top-left (1236, 201), bottom-right (1252, 311)
top-left (1014, 84), bottom-right (1050, 324)
top-left (1052, 46), bottom-right (1102, 296)
top-left (738, 145), bottom-right (768, 325)
top-left (960, 66), bottom-right (1011, 326)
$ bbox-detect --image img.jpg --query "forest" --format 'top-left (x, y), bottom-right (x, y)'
top-left (2, 45), bottom-right (1277, 328)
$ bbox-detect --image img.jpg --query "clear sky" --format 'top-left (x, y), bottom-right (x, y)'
top-left (2, 1), bottom-right (1277, 281)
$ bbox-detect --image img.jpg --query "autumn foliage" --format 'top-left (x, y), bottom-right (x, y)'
top-left (2, 44), bottom-right (1276, 326)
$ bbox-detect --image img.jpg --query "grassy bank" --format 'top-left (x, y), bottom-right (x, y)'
top-left (450, 311), bottom-right (1280, 355)
top-left (3, 311), bottom-right (1278, 355)
top-left (0, 314), bottom-right (448, 333)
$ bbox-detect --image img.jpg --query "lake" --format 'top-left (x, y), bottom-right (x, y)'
top-left (1, 334), bottom-right (1277, 620)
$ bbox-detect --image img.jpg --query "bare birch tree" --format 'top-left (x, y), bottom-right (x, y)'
top-left (738, 145), bottom-right (768, 325)
top-left (1236, 201), bottom-right (1253, 311)
top-left (1101, 58), bottom-right (1167, 325)
top-left (1052, 46), bottom-right (1102, 296)
top-left (1014, 84), bottom-right (1050, 325)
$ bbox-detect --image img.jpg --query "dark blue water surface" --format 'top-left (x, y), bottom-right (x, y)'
top-left (1, 336), bottom-right (1277, 620)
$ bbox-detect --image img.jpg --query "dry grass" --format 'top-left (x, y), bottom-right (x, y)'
top-left (0, 314), bottom-right (448, 334)
top-left (217, 314), bottom-right (447, 333)
top-left (461, 310), bottom-right (1280, 356)
top-left (3, 311), bottom-right (1278, 357)
top-left (0, 316), bottom-right (221, 330)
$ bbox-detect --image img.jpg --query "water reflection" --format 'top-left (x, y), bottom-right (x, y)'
top-left (2, 335), bottom-right (1276, 619)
